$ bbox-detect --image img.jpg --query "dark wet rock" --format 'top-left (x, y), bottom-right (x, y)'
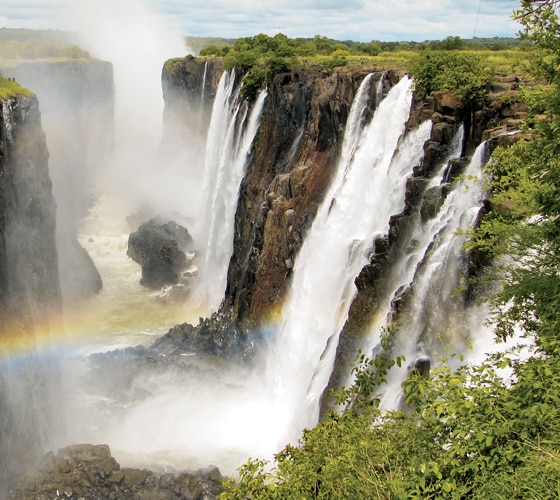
top-left (8, 444), bottom-right (225, 500)
top-left (409, 355), bottom-right (431, 378)
top-left (420, 184), bottom-right (449, 221)
top-left (152, 307), bottom-right (257, 362)
top-left (59, 231), bottom-right (103, 303)
top-left (127, 217), bottom-right (195, 289)
top-left (443, 156), bottom-right (471, 183)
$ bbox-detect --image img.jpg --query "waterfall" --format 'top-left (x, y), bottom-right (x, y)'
top-left (195, 71), bottom-right (267, 313)
top-left (376, 141), bottom-right (490, 410)
top-left (267, 75), bottom-right (431, 439)
top-left (357, 124), bottom-right (465, 361)
top-left (200, 60), bottom-right (208, 108)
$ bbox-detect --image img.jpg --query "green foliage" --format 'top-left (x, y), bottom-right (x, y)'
top-left (222, 349), bottom-right (560, 499)
top-left (409, 50), bottom-right (491, 99)
top-left (194, 33), bottom-right (525, 60)
top-left (0, 75), bottom-right (33, 98)
top-left (321, 49), bottom-right (349, 69)
top-left (240, 67), bottom-right (267, 100)
top-left (220, 33), bottom-right (301, 100)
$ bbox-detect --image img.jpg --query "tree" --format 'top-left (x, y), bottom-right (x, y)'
top-left (409, 50), bottom-right (490, 99)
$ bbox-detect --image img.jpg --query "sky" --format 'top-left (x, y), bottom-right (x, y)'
top-left (0, 0), bottom-right (521, 43)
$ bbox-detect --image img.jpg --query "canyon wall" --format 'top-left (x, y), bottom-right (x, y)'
top-left (0, 89), bottom-right (62, 494)
top-left (5, 60), bottom-right (114, 304)
top-left (162, 60), bottom-right (526, 337)
top-left (0, 92), bottom-right (62, 334)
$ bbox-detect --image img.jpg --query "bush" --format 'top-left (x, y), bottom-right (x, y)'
top-left (240, 67), bottom-right (267, 100)
top-left (409, 50), bottom-right (491, 99)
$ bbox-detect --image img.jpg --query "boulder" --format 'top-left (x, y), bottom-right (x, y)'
top-left (127, 217), bottom-right (195, 289)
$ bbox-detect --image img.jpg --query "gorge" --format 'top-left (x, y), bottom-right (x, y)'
top-left (0, 35), bottom-right (529, 498)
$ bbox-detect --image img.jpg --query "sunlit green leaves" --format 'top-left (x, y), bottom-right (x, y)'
top-left (409, 50), bottom-right (491, 99)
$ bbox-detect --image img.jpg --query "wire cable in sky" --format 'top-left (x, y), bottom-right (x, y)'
top-left (473, 0), bottom-right (482, 38)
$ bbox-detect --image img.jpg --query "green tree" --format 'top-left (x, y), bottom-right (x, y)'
top-left (409, 50), bottom-right (491, 99)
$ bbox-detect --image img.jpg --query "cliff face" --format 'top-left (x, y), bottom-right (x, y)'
top-left (161, 60), bottom-right (527, 335)
top-left (225, 68), bottom-right (402, 324)
top-left (0, 93), bottom-right (62, 334)
top-left (0, 92), bottom-right (63, 493)
top-left (161, 57), bottom-right (225, 160)
top-left (5, 60), bottom-right (114, 304)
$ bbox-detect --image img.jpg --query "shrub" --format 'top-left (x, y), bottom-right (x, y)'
top-left (409, 50), bottom-right (491, 99)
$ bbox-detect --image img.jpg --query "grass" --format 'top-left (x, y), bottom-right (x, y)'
top-left (0, 77), bottom-right (33, 98)
top-left (192, 47), bottom-right (535, 79)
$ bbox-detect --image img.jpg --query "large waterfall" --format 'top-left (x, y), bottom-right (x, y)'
top-left (195, 71), bottom-right (268, 313)
top-left (267, 76), bottom-right (432, 438)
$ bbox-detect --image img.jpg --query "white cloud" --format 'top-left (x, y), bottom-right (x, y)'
top-left (0, 0), bottom-right (520, 41)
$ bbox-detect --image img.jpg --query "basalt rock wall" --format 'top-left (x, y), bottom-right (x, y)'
top-left (161, 60), bottom-right (528, 337)
top-left (225, 67), bottom-right (403, 325)
top-left (0, 93), bottom-right (62, 332)
top-left (6, 60), bottom-right (114, 304)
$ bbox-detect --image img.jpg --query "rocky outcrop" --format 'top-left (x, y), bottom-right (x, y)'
top-left (224, 67), bottom-right (400, 326)
top-left (160, 60), bottom-right (529, 359)
top-left (8, 444), bottom-right (225, 500)
top-left (151, 307), bottom-right (255, 362)
top-left (127, 217), bottom-right (195, 289)
top-left (5, 60), bottom-right (114, 304)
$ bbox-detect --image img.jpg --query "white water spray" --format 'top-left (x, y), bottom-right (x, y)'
top-left (267, 76), bottom-right (430, 439)
top-left (194, 71), bottom-right (267, 313)
top-left (377, 141), bottom-right (489, 410)
top-left (358, 124), bottom-right (465, 360)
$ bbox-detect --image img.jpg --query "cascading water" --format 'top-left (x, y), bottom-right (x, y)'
top-left (194, 71), bottom-right (267, 313)
top-left (374, 140), bottom-right (491, 410)
top-left (200, 60), bottom-right (208, 108)
top-left (267, 75), bottom-right (432, 439)
top-left (356, 124), bottom-right (465, 362)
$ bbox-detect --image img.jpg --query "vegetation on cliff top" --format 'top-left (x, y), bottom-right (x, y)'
top-left (221, 1), bottom-right (560, 498)
top-left (0, 28), bottom-right (91, 66)
top-left (191, 31), bottom-right (532, 100)
top-left (0, 74), bottom-right (33, 98)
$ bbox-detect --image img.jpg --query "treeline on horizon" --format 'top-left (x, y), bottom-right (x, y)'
top-left (0, 28), bottom-right (90, 61)
top-left (0, 27), bottom-right (522, 65)
top-left (191, 34), bottom-right (524, 57)
top-left (179, 32), bottom-right (529, 100)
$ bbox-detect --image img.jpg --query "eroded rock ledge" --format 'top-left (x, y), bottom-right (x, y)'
top-left (8, 444), bottom-right (225, 500)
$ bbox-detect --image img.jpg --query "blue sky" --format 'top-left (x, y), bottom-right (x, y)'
top-left (0, 0), bottom-right (520, 42)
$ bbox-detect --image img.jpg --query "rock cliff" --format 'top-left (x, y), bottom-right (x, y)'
top-left (161, 60), bottom-right (526, 339)
top-left (225, 68), bottom-right (401, 325)
top-left (0, 92), bottom-right (62, 333)
top-left (0, 89), bottom-right (63, 495)
top-left (5, 60), bottom-right (114, 304)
